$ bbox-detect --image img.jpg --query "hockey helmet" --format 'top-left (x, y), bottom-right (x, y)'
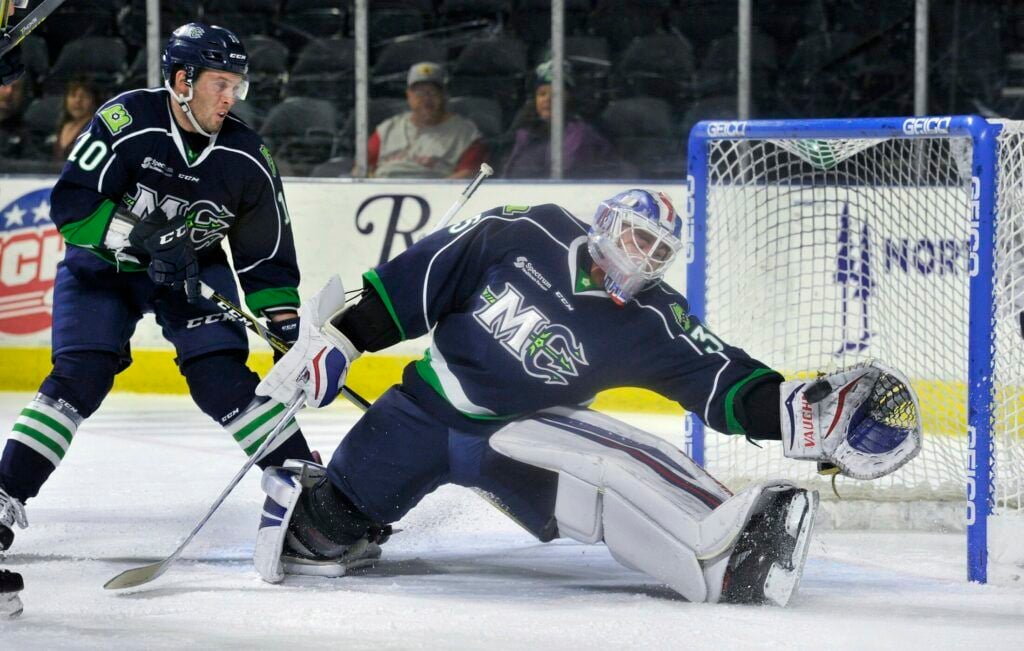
top-left (161, 23), bottom-right (249, 99)
top-left (588, 189), bottom-right (684, 304)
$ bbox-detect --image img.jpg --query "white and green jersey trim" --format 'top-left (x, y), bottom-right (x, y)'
top-left (226, 397), bottom-right (300, 457)
top-left (414, 344), bottom-right (511, 420)
top-left (10, 396), bottom-right (82, 468)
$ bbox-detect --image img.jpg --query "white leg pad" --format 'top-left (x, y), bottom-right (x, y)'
top-left (490, 407), bottom-right (777, 602)
top-left (254, 459), bottom-right (323, 584)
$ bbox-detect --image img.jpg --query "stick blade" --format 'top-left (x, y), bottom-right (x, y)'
top-left (103, 560), bottom-right (168, 590)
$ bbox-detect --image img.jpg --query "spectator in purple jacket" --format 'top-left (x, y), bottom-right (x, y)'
top-left (501, 60), bottom-right (615, 179)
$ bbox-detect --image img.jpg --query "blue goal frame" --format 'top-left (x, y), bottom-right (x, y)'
top-left (684, 116), bottom-right (1000, 583)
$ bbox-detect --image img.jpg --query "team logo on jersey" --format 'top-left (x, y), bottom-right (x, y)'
top-left (474, 283), bottom-right (588, 386)
top-left (0, 188), bottom-right (63, 335)
top-left (186, 200), bottom-right (234, 250)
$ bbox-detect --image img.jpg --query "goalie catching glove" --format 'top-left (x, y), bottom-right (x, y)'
top-left (256, 275), bottom-right (360, 408)
top-left (780, 361), bottom-right (922, 480)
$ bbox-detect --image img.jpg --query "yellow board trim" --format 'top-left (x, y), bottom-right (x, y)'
top-left (0, 347), bottom-right (684, 414)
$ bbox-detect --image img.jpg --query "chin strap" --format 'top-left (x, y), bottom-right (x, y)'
top-left (164, 79), bottom-right (212, 138)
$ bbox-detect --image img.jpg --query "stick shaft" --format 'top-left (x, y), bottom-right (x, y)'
top-left (431, 163), bottom-right (493, 234)
top-left (0, 0), bottom-right (66, 56)
top-left (104, 393), bottom-right (306, 589)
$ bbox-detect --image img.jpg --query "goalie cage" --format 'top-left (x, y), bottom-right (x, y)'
top-left (684, 115), bottom-right (1024, 584)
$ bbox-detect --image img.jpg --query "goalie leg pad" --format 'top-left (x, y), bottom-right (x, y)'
top-left (490, 407), bottom-right (800, 603)
top-left (255, 460), bottom-right (314, 583)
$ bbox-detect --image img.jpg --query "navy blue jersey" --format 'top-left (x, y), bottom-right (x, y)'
top-left (50, 88), bottom-right (299, 315)
top-left (366, 204), bottom-right (782, 435)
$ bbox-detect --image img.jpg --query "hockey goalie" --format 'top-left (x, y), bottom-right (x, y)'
top-left (251, 189), bottom-right (923, 606)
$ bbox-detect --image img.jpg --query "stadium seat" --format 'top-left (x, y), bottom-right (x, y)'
top-left (450, 36), bottom-right (528, 117)
top-left (278, 0), bottom-right (349, 50)
top-left (246, 36), bottom-right (290, 111)
top-left (45, 37), bottom-right (127, 96)
top-left (677, 94), bottom-right (742, 142)
top-left (18, 36), bottom-right (49, 86)
top-left (599, 96), bottom-right (681, 179)
top-left (511, 0), bottom-right (592, 48)
top-left (669, 1), bottom-right (738, 54)
top-left (613, 34), bottom-right (696, 107)
top-left (37, 4), bottom-right (119, 58)
top-left (438, 0), bottom-right (511, 28)
top-left (776, 31), bottom-right (863, 118)
top-left (202, 0), bottom-right (280, 38)
top-left (588, 0), bottom-right (671, 53)
top-left (229, 100), bottom-right (264, 131)
top-left (310, 154), bottom-right (355, 177)
top-left (448, 96), bottom-right (503, 140)
top-left (260, 97), bottom-right (340, 173)
top-left (367, 97), bottom-right (409, 131)
top-left (287, 38), bottom-right (355, 108)
top-left (371, 38), bottom-right (448, 97)
top-left (21, 95), bottom-right (63, 161)
top-left (369, 8), bottom-right (428, 44)
top-left (697, 30), bottom-right (778, 100)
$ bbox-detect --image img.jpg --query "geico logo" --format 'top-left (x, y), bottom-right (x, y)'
top-left (966, 425), bottom-right (977, 525)
top-left (706, 121), bottom-right (747, 137)
top-left (901, 116), bottom-right (952, 135)
top-left (0, 230), bottom-right (63, 286)
top-left (968, 176), bottom-right (981, 277)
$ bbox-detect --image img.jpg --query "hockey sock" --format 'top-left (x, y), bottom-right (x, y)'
top-left (1, 394), bottom-right (84, 501)
top-left (181, 352), bottom-right (312, 467)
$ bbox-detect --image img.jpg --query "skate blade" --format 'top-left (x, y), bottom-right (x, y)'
top-left (282, 543), bottom-right (381, 578)
top-left (763, 490), bottom-right (819, 607)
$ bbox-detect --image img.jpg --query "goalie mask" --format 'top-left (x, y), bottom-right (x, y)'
top-left (161, 22), bottom-right (250, 136)
top-left (588, 189), bottom-right (684, 304)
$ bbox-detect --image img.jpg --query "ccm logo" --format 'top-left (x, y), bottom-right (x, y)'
top-left (158, 225), bottom-right (188, 245)
top-left (706, 121), bottom-right (747, 137)
top-left (902, 116), bottom-right (951, 135)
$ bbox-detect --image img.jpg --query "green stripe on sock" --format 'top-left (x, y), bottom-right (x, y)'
top-left (12, 423), bottom-right (67, 460)
top-left (243, 419), bottom-right (297, 456)
top-left (21, 408), bottom-right (73, 444)
top-left (232, 402), bottom-right (285, 442)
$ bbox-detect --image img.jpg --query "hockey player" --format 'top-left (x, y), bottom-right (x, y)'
top-left (0, 23), bottom-right (316, 551)
top-left (252, 190), bottom-right (923, 606)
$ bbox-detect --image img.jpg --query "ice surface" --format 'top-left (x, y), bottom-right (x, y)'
top-left (1, 392), bottom-right (1022, 649)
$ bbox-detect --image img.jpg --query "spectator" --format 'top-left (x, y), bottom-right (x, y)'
top-left (367, 62), bottom-right (487, 179)
top-left (502, 61), bottom-right (615, 179)
top-left (0, 74), bottom-right (28, 159)
top-left (53, 76), bottom-right (100, 160)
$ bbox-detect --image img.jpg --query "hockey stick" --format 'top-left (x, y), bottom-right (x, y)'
top-left (431, 163), bottom-right (493, 234)
top-left (105, 166), bottom-right (498, 589)
top-left (0, 0), bottom-right (67, 57)
top-left (197, 281), bottom-right (372, 410)
top-left (104, 391), bottom-right (306, 589)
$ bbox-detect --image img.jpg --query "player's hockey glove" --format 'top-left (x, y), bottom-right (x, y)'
top-left (778, 361), bottom-right (922, 479)
top-left (267, 316), bottom-right (300, 362)
top-left (256, 275), bottom-right (361, 408)
top-left (128, 209), bottom-right (200, 303)
top-left (0, 39), bottom-right (24, 86)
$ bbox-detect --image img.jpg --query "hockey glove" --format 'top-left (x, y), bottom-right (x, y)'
top-left (0, 41), bottom-right (24, 87)
top-left (779, 361), bottom-right (922, 480)
top-left (128, 209), bottom-right (200, 303)
top-left (256, 275), bottom-right (361, 409)
top-left (267, 315), bottom-right (300, 362)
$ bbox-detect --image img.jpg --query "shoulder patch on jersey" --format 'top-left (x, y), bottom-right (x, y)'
top-left (99, 104), bottom-right (133, 135)
top-left (670, 302), bottom-right (690, 330)
top-left (502, 205), bottom-right (531, 215)
top-left (259, 144), bottom-right (278, 176)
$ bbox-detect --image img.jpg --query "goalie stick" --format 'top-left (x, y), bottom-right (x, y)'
top-left (432, 163), bottom-right (493, 233)
top-left (104, 391), bottom-right (306, 590)
top-left (0, 0), bottom-right (67, 57)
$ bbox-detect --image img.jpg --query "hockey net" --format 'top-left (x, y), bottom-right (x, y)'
top-left (689, 120), bottom-right (1024, 560)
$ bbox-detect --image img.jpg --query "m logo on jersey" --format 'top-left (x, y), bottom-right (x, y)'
top-left (126, 185), bottom-right (233, 252)
top-left (0, 188), bottom-right (63, 335)
top-left (474, 283), bottom-right (588, 386)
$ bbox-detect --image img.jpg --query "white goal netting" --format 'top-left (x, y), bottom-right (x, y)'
top-left (693, 123), bottom-right (1024, 538)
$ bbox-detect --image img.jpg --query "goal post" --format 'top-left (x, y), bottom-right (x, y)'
top-left (684, 116), bottom-right (1023, 584)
